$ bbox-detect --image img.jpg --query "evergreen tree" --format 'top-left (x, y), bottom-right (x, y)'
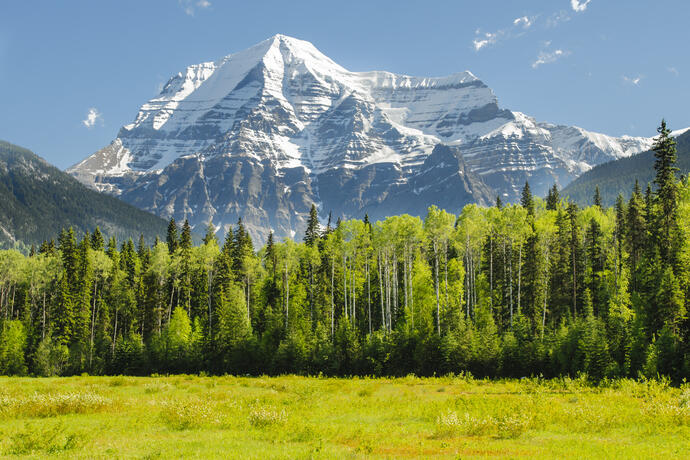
top-left (91, 227), bottom-right (105, 251)
top-left (626, 180), bottom-right (646, 290)
top-left (652, 119), bottom-right (680, 264)
top-left (546, 184), bottom-right (560, 211)
top-left (203, 221), bottom-right (218, 246)
top-left (521, 181), bottom-right (534, 215)
top-left (166, 218), bottom-right (178, 254)
top-left (180, 219), bottom-right (193, 251)
top-left (593, 186), bottom-right (602, 208)
top-left (304, 204), bottom-right (320, 247)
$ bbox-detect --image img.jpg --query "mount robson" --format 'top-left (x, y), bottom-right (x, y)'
top-left (69, 34), bottom-right (657, 243)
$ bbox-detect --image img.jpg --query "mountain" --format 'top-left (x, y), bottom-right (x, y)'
top-left (562, 128), bottom-right (690, 206)
top-left (0, 140), bottom-right (169, 247)
top-left (69, 34), bottom-right (655, 242)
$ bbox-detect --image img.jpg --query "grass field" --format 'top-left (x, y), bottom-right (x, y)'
top-left (0, 375), bottom-right (688, 459)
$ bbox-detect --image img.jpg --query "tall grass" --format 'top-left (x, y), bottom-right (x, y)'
top-left (0, 375), bottom-right (687, 458)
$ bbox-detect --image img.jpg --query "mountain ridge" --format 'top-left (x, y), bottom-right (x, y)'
top-left (562, 129), bottom-right (690, 206)
top-left (0, 140), bottom-right (169, 247)
top-left (69, 34), bottom-right (659, 242)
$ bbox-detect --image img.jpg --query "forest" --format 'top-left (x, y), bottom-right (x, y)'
top-left (0, 122), bottom-right (688, 381)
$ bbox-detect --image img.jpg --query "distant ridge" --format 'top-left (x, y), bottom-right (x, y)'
top-left (0, 140), bottom-right (169, 247)
top-left (562, 129), bottom-right (690, 206)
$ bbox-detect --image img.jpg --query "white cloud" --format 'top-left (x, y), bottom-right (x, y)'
top-left (668, 67), bottom-right (679, 77)
top-left (473, 32), bottom-right (499, 51)
top-left (82, 108), bottom-right (102, 128)
top-left (532, 48), bottom-right (569, 68)
top-left (473, 15), bottom-right (536, 51)
top-left (180, 0), bottom-right (211, 16)
top-left (571, 0), bottom-right (592, 12)
top-left (623, 75), bottom-right (643, 86)
top-left (513, 16), bottom-right (532, 28)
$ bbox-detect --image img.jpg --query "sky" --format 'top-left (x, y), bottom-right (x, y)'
top-left (1, 0), bottom-right (688, 169)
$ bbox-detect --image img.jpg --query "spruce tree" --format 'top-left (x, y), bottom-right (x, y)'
top-left (91, 227), bottom-right (105, 251)
top-left (166, 218), bottom-right (178, 254)
top-left (496, 195), bottom-right (503, 209)
top-left (180, 219), bottom-right (193, 251)
top-left (626, 180), bottom-right (646, 290)
top-left (652, 119), bottom-right (680, 263)
top-left (614, 194), bottom-right (625, 279)
top-left (304, 204), bottom-right (320, 247)
top-left (593, 186), bottom-right (602, 208)
top-left (521, 182), bottom-right (534, 215)
top-left (546, 184), bottom-right (560, 211)
top-left (203, 221), bottom-right (218, 246)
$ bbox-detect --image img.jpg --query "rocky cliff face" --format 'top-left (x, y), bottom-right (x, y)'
top-left (68, 34), bottom-right (654, 242)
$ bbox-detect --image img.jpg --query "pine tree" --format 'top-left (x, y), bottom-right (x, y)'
top-left (166, 218), bottom-right (178, 255)
top-left (567, 203), bottom-right (582, 317)
top-left (180, 219), bottom-right (193, 251)
top-left (586, 217), bottom-right (606, 316)
top-left (304, 204), bottom-right (320, 247)
top-left (593, 186), bottom-right (602, 208)
top-left (203, 221), bottom-right (218, 246)
top-left (325, 211), bottom-right (333, 235)
top-left (654, 266), bottom-right (686, 334)
top-left (496, 195), bottom-right (503, 209)
top-left (521, 182), bottom-right (534, 215)
top-left (546, 184), bottom-right (560, 211)
top-left (91, 227), bottom-right (105, 251)
top-left (613, 193), bottom-right (626, 280)
top-left (626, 181), bottom-right (646, 290)
top-left (652, 119), bottom-right (680, 264)
top-left (55, 228), bottom-right (78, 345)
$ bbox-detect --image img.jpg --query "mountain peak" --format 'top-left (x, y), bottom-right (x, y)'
top-left (70, 36), bottom-right (656, 242)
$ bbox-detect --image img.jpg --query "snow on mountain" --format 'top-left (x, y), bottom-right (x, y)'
top-left (68, 34), bottom-right (656, 242)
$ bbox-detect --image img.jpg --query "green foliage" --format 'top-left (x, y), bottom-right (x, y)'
top-left (33, 335), bottom-right (70, 377)
top-left (0, 320), bottom-right (27, 375)
top-left (0, 122), bottom-right (688, 381)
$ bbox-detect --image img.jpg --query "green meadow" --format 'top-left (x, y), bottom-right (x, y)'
top-left (0, 375), bottom-right (688, 459)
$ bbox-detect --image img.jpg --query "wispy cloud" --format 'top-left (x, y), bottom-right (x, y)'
top-left (571, 0), bottom-right (592, 12)
top-left (180, 0), bottom-right (211, 17)
top-left (532, 45), bottom-right (570, 69)
top-left (622, 75), bottom-right (643, 86)
top-left (667, 67), bottom-right (679, 77)
top-left (473, 31), bottom-right (499, 51)
top-left (82, 108), bottom-right (103, 128)
top-left (473, 15), bottom-right (536, 51)
top-left (513, 16), bottom-right (532, 29)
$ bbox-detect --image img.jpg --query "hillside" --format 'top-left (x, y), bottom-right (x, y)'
top-left (0, 140), bottom-right (169, 247)
top-left (562, 129), bottom-right (690, 206)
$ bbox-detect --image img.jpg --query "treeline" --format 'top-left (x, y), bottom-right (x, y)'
top-left (0, 122), bottom-right (688, 381)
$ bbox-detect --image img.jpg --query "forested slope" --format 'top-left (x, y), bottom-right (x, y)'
top-left (0, 140), bottom-right (168, 247)
top-left (563, 129), bottom-right (690, 206)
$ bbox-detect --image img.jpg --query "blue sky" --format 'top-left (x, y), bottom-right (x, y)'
top-left (1, 0), bottom-right (688, 169)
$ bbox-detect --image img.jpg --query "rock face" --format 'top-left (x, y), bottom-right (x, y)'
top-left (69, 34), bottom-right (654, 242)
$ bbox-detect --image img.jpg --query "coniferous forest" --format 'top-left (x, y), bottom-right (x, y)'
top-left (0, 122), bottom-right (688, 382)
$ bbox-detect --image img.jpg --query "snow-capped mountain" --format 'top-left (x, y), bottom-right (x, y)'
top-left (69, 34), bottom-right (654, 242)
